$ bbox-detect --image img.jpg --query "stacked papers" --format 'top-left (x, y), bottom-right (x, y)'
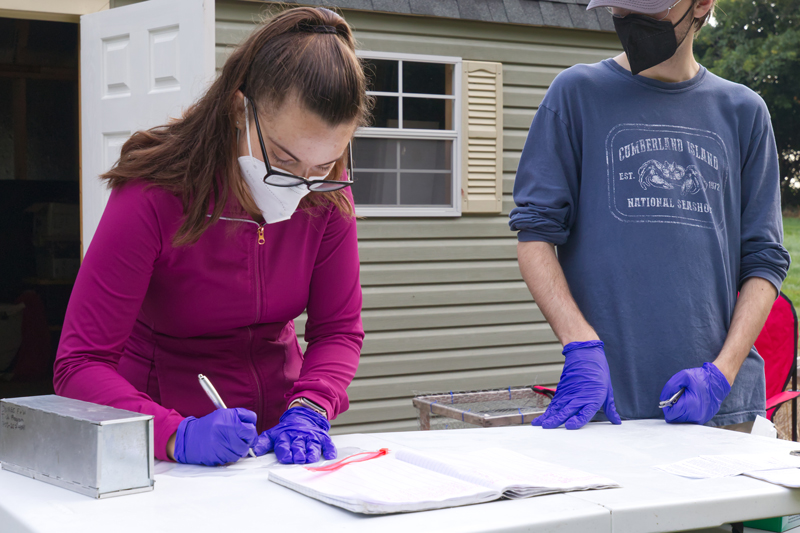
top-left (270, 447), bottom-right (619, 514)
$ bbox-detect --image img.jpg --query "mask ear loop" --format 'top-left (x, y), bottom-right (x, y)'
top-left (674, 3), bottom-right (696, 50)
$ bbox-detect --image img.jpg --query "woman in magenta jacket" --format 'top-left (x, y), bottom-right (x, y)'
top-left (54, 7), bottom-right (367, 466)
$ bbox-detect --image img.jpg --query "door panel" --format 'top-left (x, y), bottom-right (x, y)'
top-left (80, 0), bottom-right (214, 253)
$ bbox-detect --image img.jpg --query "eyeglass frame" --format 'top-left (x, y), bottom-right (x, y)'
top-left (246, 96), bottom-right (355, 192)
top-left (605, 0), bottom-right (684, 21)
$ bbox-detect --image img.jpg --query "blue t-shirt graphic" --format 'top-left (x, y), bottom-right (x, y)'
top-left (510, 59), bottom-right (790, 425)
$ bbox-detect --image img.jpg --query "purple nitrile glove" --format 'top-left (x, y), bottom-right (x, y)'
top-left (253, 406), bottom-right (336, 464)
top-left (533, 340), bottom-right (622, 430)
top-left (660, 362), bottom-right (731, 425)
top-left (173, 408), bottom-right (258, 466)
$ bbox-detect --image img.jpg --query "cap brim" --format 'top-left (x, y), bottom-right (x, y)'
top-left (586, 0), bottom-right (678, 14)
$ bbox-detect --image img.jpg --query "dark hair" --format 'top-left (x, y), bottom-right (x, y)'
top-left (101, 7), bottom-right (370, 245)
top-left (693, 0), bottom-right (713, 31)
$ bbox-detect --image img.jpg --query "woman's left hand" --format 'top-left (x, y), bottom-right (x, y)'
top-left (254, 406), bottom-right (337, 464)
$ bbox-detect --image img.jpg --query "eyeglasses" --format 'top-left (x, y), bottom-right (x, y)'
top-left (606, 0), bottom-right (683, 21)
top-left (247, 97), bottom-right (354, 193)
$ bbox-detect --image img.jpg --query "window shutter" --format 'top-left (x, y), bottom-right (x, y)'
top-left (460, 60), bottom-right (503, 214)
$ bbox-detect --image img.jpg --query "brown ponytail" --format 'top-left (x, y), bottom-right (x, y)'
top-left (102, 7), bottom-right (370, 246)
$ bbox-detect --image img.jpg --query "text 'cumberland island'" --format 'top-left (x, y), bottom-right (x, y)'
top-left (618, 137), bottom-right (719, 170)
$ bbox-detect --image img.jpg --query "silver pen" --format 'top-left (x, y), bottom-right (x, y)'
top-left (659, 387), bottom-right (686, 409)
top-left (198, 374), bottom-right (257, 458)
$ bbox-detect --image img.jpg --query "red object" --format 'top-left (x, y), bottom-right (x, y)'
top-left (754, 292), bottom-right (799, 436)
top-left (305, 448), bottom-right (390, 473)
top-left (532, 386), bottom-right (556, 400)
top-left (766, 391), bottom-right (800, 411)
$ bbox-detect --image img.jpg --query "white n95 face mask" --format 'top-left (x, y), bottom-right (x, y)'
top-left (237, 101), bottom-right (330, 224)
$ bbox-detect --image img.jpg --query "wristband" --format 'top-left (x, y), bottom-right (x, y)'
top-left (289, 397), bottom-right (328, 419)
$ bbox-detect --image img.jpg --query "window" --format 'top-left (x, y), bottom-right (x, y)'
top-left (353, 52), bottom-right (461, 217)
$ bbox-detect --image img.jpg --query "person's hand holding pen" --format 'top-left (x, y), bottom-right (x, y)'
top-left (659, 363), bottom-right (731, 425)
top-left (167, 374), bottom-right (259, 466)
top-left (198, 374), bottom-right (257, 459)
top-left (172, 408), bottom-right (259, 466)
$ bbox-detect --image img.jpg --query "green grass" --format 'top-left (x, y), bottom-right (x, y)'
top-left (782, 217), bottom-right (800, 308)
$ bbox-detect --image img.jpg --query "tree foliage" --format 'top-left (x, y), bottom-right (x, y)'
top-left (694, 0), bottom-right (800, 207)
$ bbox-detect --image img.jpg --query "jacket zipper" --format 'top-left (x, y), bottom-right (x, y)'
top-left (253, 224), bottom-right (265, 322)
top-left (250, 224), bottom-right (265, 430)
top-left (213, 215), bottom-right (266, 429)
top-left (213, 217), bottom-right (265, 315)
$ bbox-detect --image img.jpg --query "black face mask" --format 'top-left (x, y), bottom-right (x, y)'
top-left (613, 3), bottom-right (694, 75)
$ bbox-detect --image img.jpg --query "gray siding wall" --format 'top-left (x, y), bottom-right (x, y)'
top-left (215, 0), bottom-right (620, 434)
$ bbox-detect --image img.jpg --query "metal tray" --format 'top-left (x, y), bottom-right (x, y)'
top-left (412, 386), bottom-right (554, 430)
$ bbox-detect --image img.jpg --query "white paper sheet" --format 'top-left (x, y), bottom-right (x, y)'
top-left (744, 468), bottom-right (800, 488)
top-left (155, 447), bottom-right (363, 478)
top-left (751, 415), bottom-right (778, 439)
top-left (655, 454), bottom-right (800, 479)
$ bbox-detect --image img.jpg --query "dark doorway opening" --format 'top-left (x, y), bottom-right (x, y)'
top-left (0, 17), bottom-right (79, 399)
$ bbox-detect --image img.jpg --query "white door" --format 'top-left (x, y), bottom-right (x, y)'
top-left (80, 0), bottom-right (215, 253)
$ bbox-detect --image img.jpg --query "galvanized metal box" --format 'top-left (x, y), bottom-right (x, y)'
top-left (0, 395), bottom-right (154, 498)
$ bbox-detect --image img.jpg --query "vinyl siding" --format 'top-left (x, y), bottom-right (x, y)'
top-left (215, 1), bottom-right (620, 434)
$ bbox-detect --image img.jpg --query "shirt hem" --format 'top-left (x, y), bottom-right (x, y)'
top-left (708, 409), bottom-right (765, 427)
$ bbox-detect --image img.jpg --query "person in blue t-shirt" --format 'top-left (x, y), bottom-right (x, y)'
top-left (510, 0), bottom-right (791, 430)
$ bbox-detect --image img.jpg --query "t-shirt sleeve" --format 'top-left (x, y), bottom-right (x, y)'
top-left (509, 104), bottom-right (581, 245)
top-left (739, 106), bottom-right (791, 292)
top-left (286, 187), bottom-right (364, 419)
top-left (53, 183), bottom-right (184, 461)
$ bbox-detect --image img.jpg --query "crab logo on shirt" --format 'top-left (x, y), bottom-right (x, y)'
top-left (638, 160), bottom-right (707, 196)
top-left (606, 124), bottom-right (729, 230)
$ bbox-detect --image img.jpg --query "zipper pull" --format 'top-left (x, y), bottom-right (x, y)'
top-left (257, 226), bottom-right (265, 245)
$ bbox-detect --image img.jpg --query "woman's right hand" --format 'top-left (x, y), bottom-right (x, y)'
top-left (173, 408), bottom-right (258, 466)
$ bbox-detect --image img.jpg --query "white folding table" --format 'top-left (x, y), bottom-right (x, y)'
top-left (375, 420), bottom-right (800, 532)
top-left (1, 420), bottom-right (799, 533)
